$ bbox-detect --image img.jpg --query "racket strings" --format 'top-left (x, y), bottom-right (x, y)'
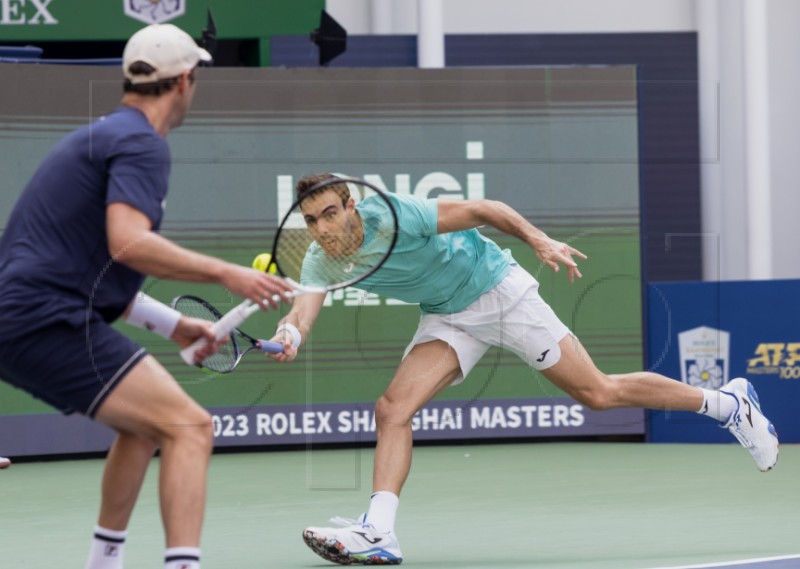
top-left (172, 297), bottom-right (239, 373)
top-left (274, 227), bottom-right (316, 283)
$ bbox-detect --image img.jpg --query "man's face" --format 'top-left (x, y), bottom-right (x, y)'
top-left (300, 189), bottom-right (361, 257)
top-left (172, 69), bottom-right (197, 128)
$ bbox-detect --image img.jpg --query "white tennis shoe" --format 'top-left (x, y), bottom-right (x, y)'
top-left (303, 515), bottom-right (403, 565)
top-left (720, 377), bottom-right (779, 472)
top-left (0, 457), bottom-right (10, 469)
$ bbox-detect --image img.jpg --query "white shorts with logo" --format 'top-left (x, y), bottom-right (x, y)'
top-left (402, 264), bottom-right (571, 385)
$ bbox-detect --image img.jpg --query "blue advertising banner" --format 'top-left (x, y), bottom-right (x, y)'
top-left (0, 400), bottom-right (644, 457)
top-left (646, 280), bottom-right (800, 443)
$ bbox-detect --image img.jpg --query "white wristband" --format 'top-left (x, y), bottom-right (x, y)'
top-left (276, 322), bottom-right (302, 349)
top-left (126, 292), bottom-right (181, 340)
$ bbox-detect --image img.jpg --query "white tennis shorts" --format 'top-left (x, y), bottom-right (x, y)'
top-left (402, 264), bottom-right (571, 385)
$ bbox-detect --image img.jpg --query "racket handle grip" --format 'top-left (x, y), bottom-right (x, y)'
top-left (256, 340), bottom-right (285, 354)
top-left (180, 340), bottom-right (205, 366)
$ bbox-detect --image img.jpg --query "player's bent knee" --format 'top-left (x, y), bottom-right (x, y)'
top-left (577, 392), bottom-right (613, 411)
top-left (374, 395), bottom-right (414, 428)
top-left (160, 406), bottom-right (214, 449)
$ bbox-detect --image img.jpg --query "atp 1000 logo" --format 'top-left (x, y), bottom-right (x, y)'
top-left (746, 343), bottom-right (800, 379)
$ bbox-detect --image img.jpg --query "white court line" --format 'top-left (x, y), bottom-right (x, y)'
top-left (646, 555), bottom-right (800, 569)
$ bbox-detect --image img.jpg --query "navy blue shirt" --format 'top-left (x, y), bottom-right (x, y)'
top-left (0, 106), bottom-right (170, 336)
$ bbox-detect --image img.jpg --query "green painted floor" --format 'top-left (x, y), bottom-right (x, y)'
top-left (0, 442), bottom-right (797, 568)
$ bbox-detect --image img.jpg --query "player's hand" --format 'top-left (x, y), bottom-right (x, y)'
top-left (533, 237), bottom-right (587, 283)
top-left (266, 331), bottom-right (299, 363)
top-left (221, 265), bottom-right (294, 310)
top-left (171, 316), bottom-right (227, 363)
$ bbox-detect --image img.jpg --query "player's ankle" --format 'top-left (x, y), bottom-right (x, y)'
top-left (366, 491), bottom-right (399, 533)
top-left (85, 525), bottom-right (127, 569)
top-left (164, 546), bottom-right (201, 569)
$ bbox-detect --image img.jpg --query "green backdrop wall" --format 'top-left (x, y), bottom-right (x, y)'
top-left (0, 65), bottom-right (645, 455)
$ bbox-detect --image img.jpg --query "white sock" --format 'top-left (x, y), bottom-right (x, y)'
top-left (697, 388), bottom-right (737, 422)
top-left (365, 491), bottom-right (399, 533)
top-left (164, 546), bottom-right (201, 569)
top-left (85, 525), bottom-right (127, 569)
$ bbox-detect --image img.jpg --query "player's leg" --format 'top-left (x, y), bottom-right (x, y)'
top-left (486, 266), bottom-right (777, 471)
top-left (491, 266), bottom-right (721, 415)
top-left (94, 355), bottom-right (212, 569)
top-left (373, 339), bottom-right (461, 496)
top-left (84, 431), bottom-right (156, 569)
top-left (544, 336), bottom-right (692, 408)
top-left (303, 339), bottom-right (464, 566)
top-left (541, 334), bottom-right (703, 411)
top-left (95, 355), bottom-right (213, 550)
top-left (542, 334), bottom-right (777, 471)
top-left (97, 431), bottom-right (158, 530)
top-left (0, 319), bottom-right (210, 567)
top-left (474, 266), bottom-right (699, 411)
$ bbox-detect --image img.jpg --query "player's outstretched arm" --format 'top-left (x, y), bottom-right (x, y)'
top-left (268, 293), bottom-right (326, 363)
top-left (437, 199), bottom-right (587, 283)
top-left (106, 202), bottom-right (293, 310)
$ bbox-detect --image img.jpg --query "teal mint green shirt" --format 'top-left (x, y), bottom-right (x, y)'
top-left (301, 193), bottom-right (513, 314)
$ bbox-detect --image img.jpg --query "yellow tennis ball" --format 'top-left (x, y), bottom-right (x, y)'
top-left (252, 253), bottom-right (277, 274)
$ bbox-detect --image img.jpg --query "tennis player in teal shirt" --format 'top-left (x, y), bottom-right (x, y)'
top-left (301, 188), bottom-right (512, 314)
top-left (272, 173), bottom-right (779, 566)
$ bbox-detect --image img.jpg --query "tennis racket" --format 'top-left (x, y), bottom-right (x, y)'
top-left (172, 295), bottom-right (284, 373)
top-left (180, 176), bottom-right (399, 366)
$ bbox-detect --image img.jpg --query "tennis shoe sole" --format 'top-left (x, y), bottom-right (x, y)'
top-left (303, 528), bottom-right (402, 565)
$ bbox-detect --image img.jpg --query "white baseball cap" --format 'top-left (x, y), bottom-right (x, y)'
top-left (123, 23), bottom-right (212, 84)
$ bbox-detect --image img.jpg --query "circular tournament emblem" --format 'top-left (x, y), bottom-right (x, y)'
top-left (124, 0), bottom-right (185, 25)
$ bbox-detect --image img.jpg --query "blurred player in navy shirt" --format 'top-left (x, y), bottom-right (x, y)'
top-left (0, 23), bottom-right (291, 569)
